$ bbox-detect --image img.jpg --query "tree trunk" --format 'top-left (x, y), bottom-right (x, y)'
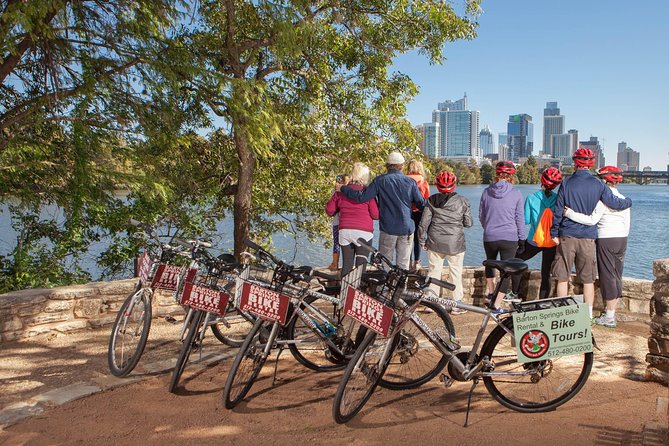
top-left (232, 120), bottom-right (255, 259)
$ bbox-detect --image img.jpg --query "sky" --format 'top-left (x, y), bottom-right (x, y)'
top-left (391, 0), bottom-right (669, 170)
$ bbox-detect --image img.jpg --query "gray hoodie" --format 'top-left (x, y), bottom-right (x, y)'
top-left (417, 192), bottom-right (473, 255)
top-left (478, 181), bottom-right (525, 242)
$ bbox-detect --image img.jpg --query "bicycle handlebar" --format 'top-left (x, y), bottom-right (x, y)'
top-left (243, 237), bottom-right (281, 266)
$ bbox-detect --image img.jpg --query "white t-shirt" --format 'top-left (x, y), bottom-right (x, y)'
top-left (565, 187), bottom-right (630, 238)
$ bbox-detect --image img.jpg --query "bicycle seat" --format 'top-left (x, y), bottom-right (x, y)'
top-left (361, 270), bottom-right (387, 286)
top-left (482, 258), bottom-right (528, 274)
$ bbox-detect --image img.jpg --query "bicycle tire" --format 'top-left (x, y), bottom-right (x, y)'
top-left (286, 295), bottom-right (355, 372)
top-left (210, 308), bottom-right (256, 348)
top-left (222, 318), bottom-right (270, 409)
top-left (107, 286), bottom-right (152, 377)
top-left (378, 299), bottom-right (454, 390)
top-left (332, 331), bottom-right (398, 424)
top-left (480, 318), bottom-right (593, 413)
top-left (168, 310), bottom-right (205, 393)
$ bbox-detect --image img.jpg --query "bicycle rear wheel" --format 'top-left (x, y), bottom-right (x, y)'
top-left (332, 331), bottom-right (397, 424)
top-left (222, 319), bottom-right (272, 409)
top-left (168, 310), bottom-right (205, 393)
top-left (210, 308), bottom-right (256, 347)
top-left (107, 286), bottom-right (152, 377)
top-left (480, 318), bottom-right (593, 412)
top-left (286, 296), bottom-right (355, 372)
top-left (378, 300), bottom-right (454, 390)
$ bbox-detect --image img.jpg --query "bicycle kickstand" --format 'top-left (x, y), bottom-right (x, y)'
top-left (271, 346), bottom-right (285, 386)
top-left (463, 378), bottom-right (479, 428)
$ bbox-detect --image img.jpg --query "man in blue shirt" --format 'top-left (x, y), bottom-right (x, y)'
top-left (339, 152), bottom-right (426, 270)
top-left (550, 148), bottom-right (632, 318)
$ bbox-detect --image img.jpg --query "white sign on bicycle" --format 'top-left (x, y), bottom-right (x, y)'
top-left (512, 303), bottom-right (592, 363)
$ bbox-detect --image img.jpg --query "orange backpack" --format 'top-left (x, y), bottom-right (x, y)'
top-left (533, 207), bottom-right (557, 248)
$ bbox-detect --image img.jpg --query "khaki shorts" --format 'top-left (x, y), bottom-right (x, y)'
top-left (551, 236), bottom-right (597, 283)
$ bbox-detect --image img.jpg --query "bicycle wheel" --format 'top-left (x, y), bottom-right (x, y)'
top-left (480, 318), bottom-right (593, 412)
top-left (378, 300), bottom-right (454, 390)
top-left (210, 307), bottom-right (256, 347)
top-left (286, 296), bottom-right (355, 372)
top-left (168, 310), bottom-right (205, 393)
top-left (332, 331), bottom-right (398, 424)
top-left (222, 319), bottom-right (272, 409)
top-left (107, 286), bottom-right (152, 377)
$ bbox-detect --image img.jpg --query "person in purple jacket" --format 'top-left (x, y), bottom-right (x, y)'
top-left (479, 161), bottom-right (525, 313)
top-left (326, 163), bottom-right (379, 277)
top-left (550, 148), bottom-right (632, 318)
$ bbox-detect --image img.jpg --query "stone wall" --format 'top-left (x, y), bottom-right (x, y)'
top-left (646, 259), bottom-right (669, 385)
top-left (0, 266), bottom-right (655, 343)
top-left (0, 279), bottom-right (182, 342)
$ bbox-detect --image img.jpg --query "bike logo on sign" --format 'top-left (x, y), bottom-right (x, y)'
top-left (151, 264), bottom-right (185, 291)
top-left (180, 283), bottom-right (229, 315)
top-left (519, 330), bottom-right (550, 359)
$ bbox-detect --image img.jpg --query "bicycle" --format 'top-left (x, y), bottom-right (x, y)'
top-left (332, 240), bottom-right (594, 425)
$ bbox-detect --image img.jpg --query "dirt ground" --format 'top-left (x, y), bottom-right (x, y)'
top-left (0, 315), bottom-right (667, 446)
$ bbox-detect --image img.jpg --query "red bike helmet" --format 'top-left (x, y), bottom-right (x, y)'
top-left (435, 171), bottom-right (457, 193)
top-left (597, 165), bottom-right (623, 184)
top-left (540, 167), bottom-right (563, 190)
top-left (572, 147), bottom-right (595, 167)
top-left (495, 160), bottom-right (516, 176)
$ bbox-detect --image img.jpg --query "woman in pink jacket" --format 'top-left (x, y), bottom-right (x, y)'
top-left (325, 162), bottom-right (379, 277)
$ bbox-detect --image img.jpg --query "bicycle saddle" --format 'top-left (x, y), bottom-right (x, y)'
top-left (482, 258), bottom-right (528, 274)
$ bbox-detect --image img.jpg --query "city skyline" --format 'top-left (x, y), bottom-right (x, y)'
top-left (392, 0), bottom-right (668, 170)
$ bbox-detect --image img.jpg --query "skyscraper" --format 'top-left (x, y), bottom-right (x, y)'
top-left (543, 102), bottom-right (565, 156)
top-left (479, 125), bottom-right (494, 155)
top-left (616, 141), bottom-right (640, 171)
top-left (507, 114), bottom-right (533, 162)
top-left (437, 93), bottom-right (467, 111)
top-left (423, 122), bottom-right (440, 159)
top-left (429, 96), bottom-right (479, 160)
top-left (580, 137), bottom-right (606, 169)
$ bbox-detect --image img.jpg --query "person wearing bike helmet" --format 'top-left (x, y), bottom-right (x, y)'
top-left (550, 148), bottom-right (632, 319)
top-left (509, 167), bottom-right (563, 302)
top-left (564, 166), bottom-right (630, 328)
top-left (479, 160), bottom-right (525, 313)
top-left (417, 171), bottom-right (473, 314)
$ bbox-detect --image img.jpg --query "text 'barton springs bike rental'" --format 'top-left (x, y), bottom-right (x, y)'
top-left (343, 286), bottom-right (394, 336)
top-left (239, 281), bottom-right (290, 324)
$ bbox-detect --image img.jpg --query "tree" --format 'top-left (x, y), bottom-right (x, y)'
top-left (156, 1), bottom-right (481, 256)
top-left (480, 163), bottom-right (494, 184)
top-left (516, 159), bottom-right (540, 184)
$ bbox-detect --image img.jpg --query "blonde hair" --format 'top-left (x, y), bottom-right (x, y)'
top-left (407, 159), bottom-right (426, 177)
top-left (350, 162), bottom-right (371, 185)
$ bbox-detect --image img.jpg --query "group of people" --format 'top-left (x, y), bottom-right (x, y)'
top-left (325, 148), bottom-right (631, 327)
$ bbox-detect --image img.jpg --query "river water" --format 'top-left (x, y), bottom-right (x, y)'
top-left (0, 184), bottom-right (667, 281)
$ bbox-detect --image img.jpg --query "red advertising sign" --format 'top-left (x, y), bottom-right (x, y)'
top-left (239, 282), bottom-right (290, 325)
top-left (185, 267), bottom-right (198, 284)
top-left (343, 286), bottom-right (394, 337)
top-left (138, 252), bottom-right (153, 286)
top-left (151, 264), bottom-right (185, 291)
top-left (180, 283), bottom-right (230, 315)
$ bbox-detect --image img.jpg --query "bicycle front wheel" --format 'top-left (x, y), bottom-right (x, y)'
top-left (222, 319), bottom-right (272, 409)
top-left (107, 286), bottom-right (152, 377)
top-left (480, 318), bottom-right (593, 412)
top-left (168, 310), bottom-right (205, 393)
top-left (210, 308), bottom-right (256, 347)
top-left (332, 331), bottom-right (397, 424)
top-left (379, 300), bottom-right (454, 390)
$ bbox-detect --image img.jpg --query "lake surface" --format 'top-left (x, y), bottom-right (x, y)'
top-left (1, 184), bottom-right (667, 281)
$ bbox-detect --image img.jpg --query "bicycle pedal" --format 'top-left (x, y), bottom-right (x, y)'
top-left (439, 373), bottom-right (455, 388)
top-left (165, 315), bottom-right (179, 324)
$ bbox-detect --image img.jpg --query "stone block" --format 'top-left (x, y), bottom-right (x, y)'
top-left (648, 336), bottom-right (669, 356)
top-left (651, 296), bottom-right (669, 318)
top-left (48, 285), bottom-right (97, 300)
top-left (0, 291), bottom-right (47, 310)
top-left (645, 366), bottom-right (669, 386)
top-left (646, 353), bottom-right (669, 373)
top-left (88, 315), bottom-right (118, 328)
top-left (73, 298), bottom-right (103, 318)
top-left (0, 316), bottom-right (22, 332)
top-left (653, 259), bottom-right (669, 280)
top-left (153, 305), bottom-right (183, 317)
top-left (17, 304), bottom-right (45, 317)
top-left (98, 279), bottom-right (137, 296)
top-left (154, 292), bottom-right (178, 307)
top-left (44, 300), bottom-right (74, 313)
top-left (23, 311), bottom-right (72, 326)
top-left (650, 320), bottom-right (669, 338)
top-left (627, 297), bottom-right (650, 315)
top-left (1, 330), bottom-right (23, 342)
top-left (33, 382), bottom-right (101, 406)
top-left (52, 320), bottom-right (89, 333)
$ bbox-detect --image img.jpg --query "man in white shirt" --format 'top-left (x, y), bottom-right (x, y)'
top-left (565, 166), bottom-right (630, 328)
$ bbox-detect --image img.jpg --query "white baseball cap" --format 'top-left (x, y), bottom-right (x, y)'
top-left (386, 151), bottom-right (405, 164)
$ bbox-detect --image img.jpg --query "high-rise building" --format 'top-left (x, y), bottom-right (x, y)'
top-left (416, 123), bottom-right (440, 158)
top-left (479, 125), bottom-right (495, 155)
top-left (616, 141), bottom-right (640, 171)
top-left (543, 102), bottom-right (565, 156)
top-left (580, 137), bottom-right (606, 169)
top-left (551, 129), bottom-right (578, 165)
top-left (507, 114), bottom-right (533, 162)
top-left (437, 93), bottom-right (467, 111)
top-left (430, 97), bottom-right (479, 160)
top-left (415, 124), bottom-right (426, 153)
